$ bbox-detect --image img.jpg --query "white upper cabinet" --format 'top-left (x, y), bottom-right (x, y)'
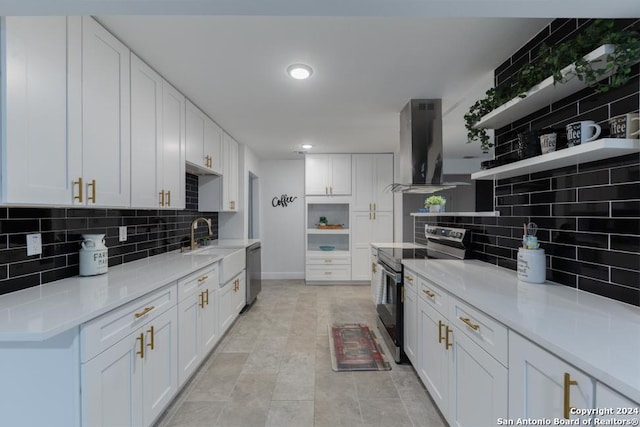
top-left (352, 154), bottom-right (393, 212)
top-left (1, 17), bottom-right (77, 205)
top-left (185, 100), bottom-right (222, 175)
top-left (223, 133), bottom-right (239, 211)
top-left (161, 81), bottom-right (186, 209)
top-left (77, 16), bottom-right (131, 207)
top-left (130, 55), bottom-right (185, 210)
top-left (130, 54), bottom-right (163, 208)
top-left (305, 154), bottom-right (351, 195)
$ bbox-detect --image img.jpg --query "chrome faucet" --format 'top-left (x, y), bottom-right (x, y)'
top-left (190, 217), bottom-right (213, 250)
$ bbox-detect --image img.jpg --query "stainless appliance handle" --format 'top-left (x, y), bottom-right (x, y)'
top-left (381, 265), bottom-right (400, 284)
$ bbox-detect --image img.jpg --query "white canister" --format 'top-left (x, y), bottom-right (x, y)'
top-left (79, 234), bottom-right (108, 276)
top-left (517, 248), bottom-right (546, 284)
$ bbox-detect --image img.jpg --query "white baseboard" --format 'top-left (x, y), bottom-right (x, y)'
top-left (262, 272), bottom-right (305, 280)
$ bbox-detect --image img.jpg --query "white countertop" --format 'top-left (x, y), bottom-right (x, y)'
top-left (410, 211), bottom-right (499, 217)
top-left (371, 242), bottom-right (427, 249)
top-left (0, 239), bottom-right (259, 342)
top-left (402, 259), bottom-right (640, 403)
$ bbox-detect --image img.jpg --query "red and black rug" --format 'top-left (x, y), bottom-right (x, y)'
top-left (328, 323), bottom-right (391, 371)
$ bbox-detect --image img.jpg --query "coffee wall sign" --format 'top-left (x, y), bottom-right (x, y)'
top-left (272, 194), bottom-right (298, 208)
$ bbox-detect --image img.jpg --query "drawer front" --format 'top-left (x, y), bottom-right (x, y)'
top-left (178, 262), bottom-right (219, 302)
top-left (81, 284), bottom-right (177, 362)
top-left (306, 254), bottom-right (351, 265)
top-left (418, 276), bottom-right (448, 314)
top-left (306, 264), bottom-right (351, 281)
top-left (403, 269), bottom-right (417, 293)
top-left (449, 296), bottom-right (508, 366)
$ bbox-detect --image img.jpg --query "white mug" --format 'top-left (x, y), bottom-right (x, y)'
top-left (539, 133), bottom-right (557, 154)
top-left (609, 113), bottom-right (640, 139)
top-left (566, 120), bottom-right (601, 146)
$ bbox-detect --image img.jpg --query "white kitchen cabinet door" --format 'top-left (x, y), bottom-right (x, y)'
top-left (161, 81), bottom-right (186, 209)
top-left (130, 54), bottom-right (162, 208)
top-left (81, 16), bottom-right (130, 207)
top-left (177, 291), bottom-right (201, 387)
top-left (201, 284), bottom-right (219, 355)
top-left (83, 331), bottom-right (143, 427)
top-left (418, 297), bottom-right (450, 417)
top-left (305, 155), bottom-right (330, 195)
top-left (509, 331), bottom-right (593, 422)
top-left (404, 285), bottom-right (418, 365)
top-left (186, 100), bottom-right (221, 175)
top-left (141, 306), bottom-right (178, 427)
top-left (352, 154), bottom-right (393, 211)
top-left (186, 100), bottom-right (207, 169)
top-left (204, 119), bottom-right (223, 175)
top-left (351, 211), bottom-right (392, 281)
top-left (232, 271), bottom-right (246, 314)
top-left (448, 326), bottom-right (508, 427)
top-left (329, 154), bottom-right (352, 195)
top-left (219, 279), bottom-right (236, 335)
top-left (223, 133), bottom-right (239, 211)
top-left (2, 17), bottom-right (78, 205)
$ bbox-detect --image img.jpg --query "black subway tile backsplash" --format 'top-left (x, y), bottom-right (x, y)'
top-left (0, 173), bottom-right (218, 296)
top-left (414, 19), bottom-right (640, 306)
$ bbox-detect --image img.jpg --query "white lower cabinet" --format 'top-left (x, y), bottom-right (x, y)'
top-left (82, 304), bottom-right (178, 427)
top-left (509, 331), bottom-right (593, 422)
top-left (177, 264), bottom-right (220, 386)
top-left (408, 267), bottom-right (508, 426)
top-left (219, 271), bottom-right (246, 335)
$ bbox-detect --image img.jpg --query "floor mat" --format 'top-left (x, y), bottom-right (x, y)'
top-left (328, 323), bottom-right (391, 371)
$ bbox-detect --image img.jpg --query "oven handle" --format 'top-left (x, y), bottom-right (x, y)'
top-left (381, 265), bottom-right (400, 284)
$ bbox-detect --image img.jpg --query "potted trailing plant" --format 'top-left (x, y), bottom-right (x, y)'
top-left (424, 195), bottom-right (446, 213)
top-left (465, 19), bottom-right (640, 153)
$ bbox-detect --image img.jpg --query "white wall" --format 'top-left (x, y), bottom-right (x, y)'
top-left (261, 159), bottom-right (305, 279)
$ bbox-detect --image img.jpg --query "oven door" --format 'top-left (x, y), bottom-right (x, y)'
top-left (376, 263), bottom-right (402, 355)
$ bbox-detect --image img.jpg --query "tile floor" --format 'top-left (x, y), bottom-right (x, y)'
top-left (155, 280), bottom-right (447, 427)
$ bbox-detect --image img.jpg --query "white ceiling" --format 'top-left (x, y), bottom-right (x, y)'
top-left (2, 0), bottom-right (637, 167)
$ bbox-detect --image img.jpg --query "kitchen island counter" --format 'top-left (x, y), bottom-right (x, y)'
top-left (402, 258), bottom-right (640, 404)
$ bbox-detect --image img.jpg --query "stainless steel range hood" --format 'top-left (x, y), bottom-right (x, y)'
top-left (391, 99), bottom-right (468, 193)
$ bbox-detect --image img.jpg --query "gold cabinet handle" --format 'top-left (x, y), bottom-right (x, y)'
top-left (87, 179), bottom-right (97, 203)
top-left (199, 291), bottom-right (205, 308)
top-left (373, 211), bottom-right (376, 220)
top-left (136, 332), bottom-right (145, 359)
top-left (372, 262), bottom-right (376, 273)
top-left (134, 305), bottom-right (155, 319)
top-left (230, 200), bottom-right (236, 210)
top-left (73, 177), bottom-right (83, 202)
top-left (423, 289), bottom-right (435, 299)
top-left (404, 275), bottom-right (413, 283)
top-left (373, 203), bottom-right (376, 211)
top-left (324, 259), bottom-right (332, 263)
top-left (330, 186), bottom-right (333, 194)
top-left (438, 320), bottom-right (445, 344)
top-left (205, 289), bottom-right (209, 305)
top-left (563, 373), bottom-right (578, 419)
top-left (459, 317), bottom-right (480, 331)
top-left (198, 275), bottom-right (209, 283)
top-left (166, 190), bottom-right (171, 207)
top-left (159, 190), bottom-right (165, 207)
top-left (324, 271), bottom-right (332, 275)
top-left (369, 203), bottom-right (372, 211)
top-left (401, 287), bottom-right (405, 303)
top-left (445, 326), bottom-right (453, 350)
top-left (369, 212), bottom-right (372, 220)
top-left (147, 325), bottom-right (155, 350)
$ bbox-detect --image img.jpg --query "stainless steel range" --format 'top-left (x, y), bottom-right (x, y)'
top-left (376, 225), bottom-right (470, 363)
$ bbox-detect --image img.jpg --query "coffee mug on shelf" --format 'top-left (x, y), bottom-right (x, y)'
top-left (566, 120), bottom-right (601, 147)
top-left (608, 113), bottom-right (640, 139)
top-left (539, 132), bottom-right (557, 154)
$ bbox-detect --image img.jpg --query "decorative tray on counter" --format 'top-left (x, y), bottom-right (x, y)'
top-left (316, 224), bottom-right (344, 229)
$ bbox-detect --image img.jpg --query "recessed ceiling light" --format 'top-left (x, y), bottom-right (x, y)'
top-left (301, 144), bottom-right (313, 149)
top-left (287, 64), bottom-right (313, 80)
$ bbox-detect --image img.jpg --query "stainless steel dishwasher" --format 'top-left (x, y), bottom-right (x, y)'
top-left (245, 242), bottom-right (262, 306)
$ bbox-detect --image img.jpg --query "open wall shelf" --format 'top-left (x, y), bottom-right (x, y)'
top-left (471, 138), bottom-right (640, 180)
